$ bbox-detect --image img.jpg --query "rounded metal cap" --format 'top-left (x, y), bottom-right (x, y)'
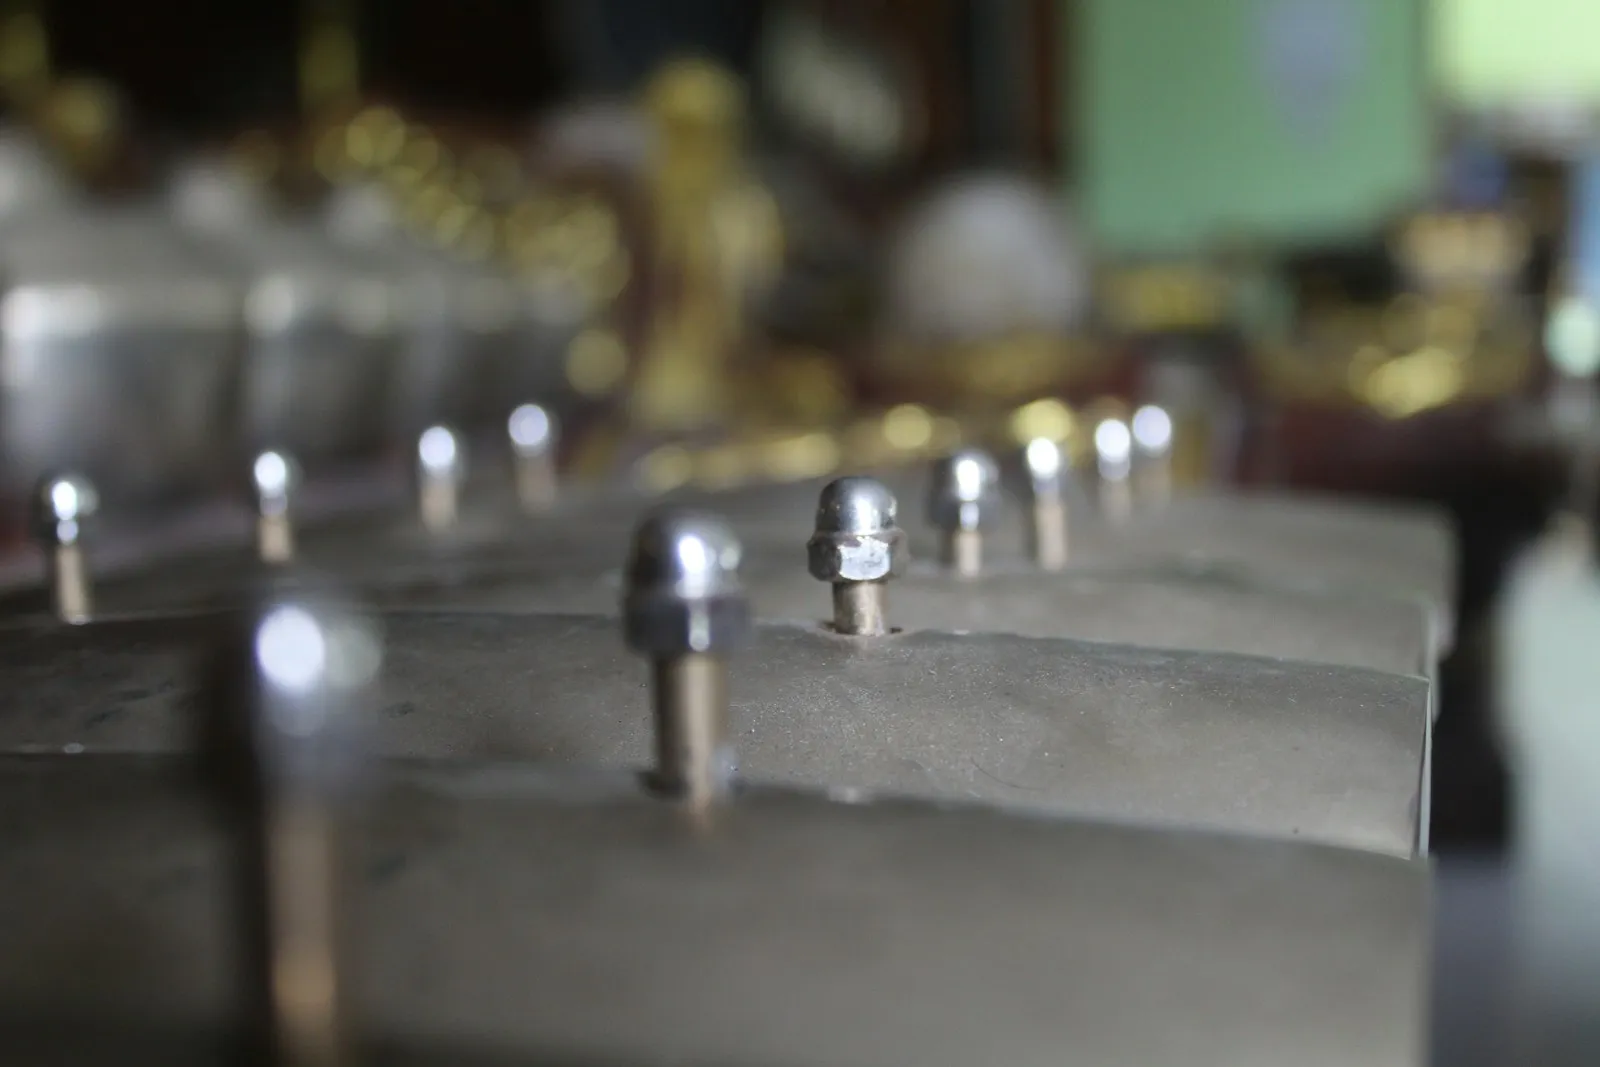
top-left (417, 425), bottom-right (466, 480)
top-left (33, 474), bottom-right (98, 546)
top-left (252, 450), bottom-right (299, 514)
top-left (624, 510), bottom-right (750, 655)
top-left (926, 448), bottom-right (1001, 531)
top-left (815, 476), bottom-right (898, 536)
top-left (507, 403), bottom-right (557, 457)
top-left (219, 594), bottom-right (383, 794)
top-left (1023, 438), bottom-right (1067, 497)
top-left (1131, 404), bottom-right (1174, 458)
top-left (808, 476), bottom-right (908, 583)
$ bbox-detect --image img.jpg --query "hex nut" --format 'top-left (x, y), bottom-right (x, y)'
top-left (807, 527), bottom-right (908, 583)
top-left (624, 591), bottom-right (751, 656)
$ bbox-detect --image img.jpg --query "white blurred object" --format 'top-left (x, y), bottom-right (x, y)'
top-left (884, 174), bottom-right (1089, 345)
top-left (1498, 525), bottom-right (1600, 1064)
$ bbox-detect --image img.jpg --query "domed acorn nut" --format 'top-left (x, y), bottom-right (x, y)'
top-left (623, 509), bottom-right (751, 657)
top-left (807, 476), bottom-right (906, 635)
top-left (623, 509), bottom-right (749, 810)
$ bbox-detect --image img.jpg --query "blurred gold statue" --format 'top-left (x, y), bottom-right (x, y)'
top-left (631, 58), bottom-right (784, 432)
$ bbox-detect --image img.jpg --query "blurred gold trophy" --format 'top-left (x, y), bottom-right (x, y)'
top-left (631, 58), bottom-right (784, 434)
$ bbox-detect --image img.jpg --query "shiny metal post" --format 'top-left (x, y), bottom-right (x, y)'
top-left (1023, 437), bottom-right (1069, 570)
top-left (623, 510), bottom-right (750, 812)
top-left (1131, 404), bottom-right (1175, 510)
top-left (215, 594), bottom-right (381, 1067)
top-left (927, 448), bottom-right (1000, 578)
top-left (33, 473), bottom-right (98, 623)
top-left (507, 402), bottom-right (559, 514)
top-left (416, 425), bottom-right (465, 533)
top-left (1094, 418), bottom-right (1133, 525)
top-left (253, 450), bottom-right (299, 564)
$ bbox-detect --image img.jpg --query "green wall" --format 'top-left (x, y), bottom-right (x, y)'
top-left (1436, 0), bottom-right (1600, 107)
top-left (1076, 0), bottom-right (1430, 255)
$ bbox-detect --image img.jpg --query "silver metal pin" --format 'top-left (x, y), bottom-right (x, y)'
top-left (1131, 403), bottom-right (1175, 511)
top-left (927, 448), bottom-right (1000, 577)
top-left (34, 474), bottom-right (98, 624)
top-left (416, 425), bottom-right (466, 533)
top-left (1093, 418), bottom-right (1133, 525)
top-left (214, 594), bottom-right (381, 1067)
top-left (623, 510), bottom-right (750, 812)
top-left (507, 403), bottom-right (559, 514)
top-left (253, 450), bottom-right (300, 564)
top-left (1023, 437), bottom-right (1069, 571)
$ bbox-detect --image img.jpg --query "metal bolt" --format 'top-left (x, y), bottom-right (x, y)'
top-left (210, 593), bottom-right (381, 1067)
top-left (507, 402), bottom-right (559, 514)
top-left (1023, 438), bottom-right (1069, 570)
top-left (1131, 403), bottom-right (1174, 510)
top-left (416, 425), bottom-right (465, 532)
top-left (623, 510), bottom-right (750, 812)
top-left (927, 448), bottom-right (1000, 577)
top-left (33, 473), bottom-right (97, 623)
top-left (807, 476), bottom-right (907, 636)
top-left (253, 450), bottom-right (300, 564)
top-left (1093, 417), bottom-right (1133, 525)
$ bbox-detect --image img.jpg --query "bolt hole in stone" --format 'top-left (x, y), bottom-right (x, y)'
top-left (819, 620), bottom-right (904, 637)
